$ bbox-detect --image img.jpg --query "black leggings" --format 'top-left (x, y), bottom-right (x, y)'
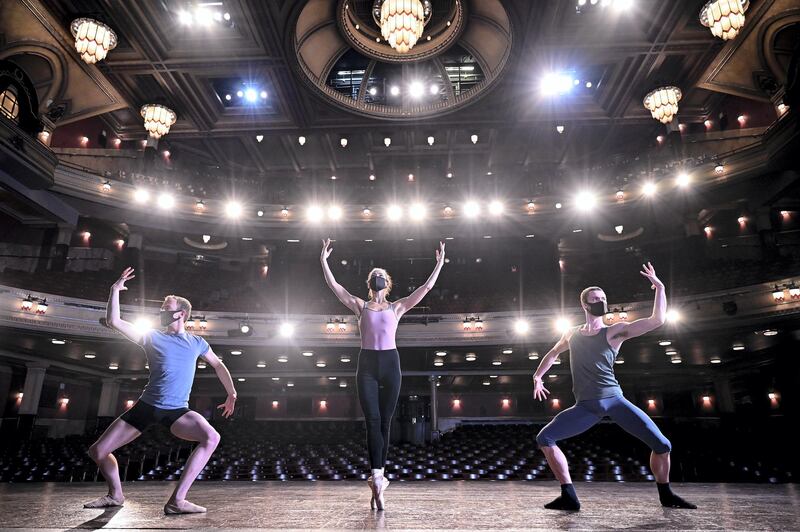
top-left (356, 348), bottom-right (402, 470)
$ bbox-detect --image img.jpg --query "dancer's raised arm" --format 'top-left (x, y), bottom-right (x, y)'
top-left (106, 267), bottom-right (142, 344)
top-left (320, 238), bottom-right (364, 315)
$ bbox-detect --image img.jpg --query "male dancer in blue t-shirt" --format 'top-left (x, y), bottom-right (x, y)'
top-left (532, 263), bottom-right (695, 511)
top-left (84, 267), bottom-right (237, 514)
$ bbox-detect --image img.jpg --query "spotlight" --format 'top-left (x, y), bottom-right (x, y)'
top-left (368, 87), bottom-right (377, 96)
top-left (470, 134), bottom-right (478, 144)
top-left (642, 182), bottom-right (657, 196)
top-left (463, 201), bottom-right (480, 218)
top-left (245, 88), bottom-right (257, 102)
top-left (178, 10), bottom-right (193, 25)
top-left (514, 319), bottom-right (530, 334)
top-left (340, 137), bottom-right (348, 148)
top-left (256, 135), bottom-right (263, 143)
top-left (386, 204), bottom-right (403, 221)
top-left (614, 0), bottom-right (634, 10)
top-left (556, 125), bottom-right (565, 134)
top-left (157, 193), bottom-right (175, 209)
top-left (306, 205), bottom-right (323, 223)
top-left (362, 207), bottom-right (372, 216)
top-left (555, 317), bottom-right (571, 333)
top-left (260, 90), bottom-right (267, 99)
top-left (443, 205), bottom-right (454, 216)
top-left (409, 81), bottom-right (424, 98)
top-left (427, 136), bottom-right (435, 146)
top-left (488, 200), bottom-right (504, 216)
top-left (202, 234), bottom-right (211, 244)
top-left (384, 137), bottom-right (391, 147)
top-left (408, 173), bottom-right (414, 182)
top-left (327, 205), bottom-right (343, 221)
top-left (257, 209), bottom-right (264, 217)
top-left (279, 322), bottom-right (294, 337)
top-left (555, 202), bottom-right (562, 209)
top-left (585, 81), bottom-right (592, 88)
top-left (615, 225), bottom-right (624, 234)
top-left (239, 322), bottom-right (251, 334)
top-left (574, 190), bottom-right (597, 212)
top-left (666, 309), bottom-right (681, 323)
top-left (390, 85), bottom-right (400, 96)
top-left (540, 72), bottom-right (573, 96)
top-left (298, 136), bottom-right (306, 146)
top-left (369, 174), bottom-right (376, 181)
top-left (236, 90), bottom-right (244, 98)
top-left (676, 173), bottom-right (691, 188)
top-left (134, 189), bottom-right (150, 203)
top-left (225, 93), bottom-right (231, 101)
top-left (737, 115), bottom-right (746, 125)
top-left (225, 201), bottom-right (243, 218)
top-left (134, 317), bottom-right (153, 335)
top-left (430, 84), bottom-right (439, 95)
top-left (277, 355), bottom-right (288, 363)
top-left (409, 203), bottom-right (426, 221)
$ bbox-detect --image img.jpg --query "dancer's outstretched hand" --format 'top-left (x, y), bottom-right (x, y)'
top-left (640, 262), bottom-right (663, 290)
top-left (217, 394), bottom-right (236, 418)
top-left (111, 267), bottom-right (135, 292)
top-left (533, 376), bottom-right (550, 401)
top-left (435, 241), bottom-right (446, 264)
top-left (321, 239), bottom-right (333, 262)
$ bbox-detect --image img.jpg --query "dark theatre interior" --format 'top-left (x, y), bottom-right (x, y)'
top-left (0, 0), bottom-right (799, 529)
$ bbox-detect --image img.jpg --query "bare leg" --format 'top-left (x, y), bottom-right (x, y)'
top-left (85, 418), bottom-right (141, 507)
top-left (541, 445), bottom-right (572, 484)
top-left (651, 450), bottom-right (670, 483)
top-left (165, 411), bottom-right (220, 513)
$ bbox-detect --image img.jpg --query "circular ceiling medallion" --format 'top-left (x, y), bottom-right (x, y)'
top-left (293, 0), bottom-right (512, 120)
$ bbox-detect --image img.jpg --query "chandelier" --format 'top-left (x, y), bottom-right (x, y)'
top-left (699, 0), bottom-right (749, 41)
top-left (643, 86), bottom-right (682, 124)
top-left (140, 104), bottom-right (177, 139)
top-left (70, 18), bottom-right (117, 64)
top-left (372, 0), bottom-right (432, 54)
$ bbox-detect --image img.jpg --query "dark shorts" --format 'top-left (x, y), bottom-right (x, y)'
top-left (120, 400), bottom-right (190, 432)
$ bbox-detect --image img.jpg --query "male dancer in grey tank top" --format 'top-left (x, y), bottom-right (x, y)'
top-left (532, 263), bottom-right (695, 511)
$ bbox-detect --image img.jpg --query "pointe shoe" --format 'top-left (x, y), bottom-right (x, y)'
top-left (368, 476), bottom-right (375, 509)
top-left (164, 499), bottom-right (207, 515)
top-left (371, 474), bottom-right (389, 511)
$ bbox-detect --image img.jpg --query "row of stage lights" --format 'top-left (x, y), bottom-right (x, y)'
top-left (108, 166), bottom-right (742, 222)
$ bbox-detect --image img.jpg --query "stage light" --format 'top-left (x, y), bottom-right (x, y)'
top-left (36, 300), bottom-right (48, 314)
top-left (614, 0), bottom-right (633, 10)
top-left (306, 205), bottom-right (323, 223)
top-left (555, 317), bottom-right (571, 333)
top-left (386, 204), bottom-right (403, 221)
top-left (463, 201), bottom-right (480, 218)
top-left (615, 225), bottom-right (624, 234)
top-left (704, 226), bottom-right (713, 236)
top-left (126, 399), bottom-right (135, 408)
top-left (102, 180), bottom-right (112, 192)
top-left (245, 88), bottom-right (257, 102)
top-left (327, 205), bottom-right (343, 221)
top-left (556, 125), bottom-right (565, 134)
top-left (483, 380), bottom-right (491, 386)
top-left (316, 361), bottom-right (326, 368)
top-left (134, 317), bottom-right (153, 335)
top-left (616, 190), bottom-right (624, 201)
top-left (298, 136), bottom-right (306, 146)
top-left (108, 363), bottom-right (119, 370)
top-left (470, 134), bottom-right (478, 144)
top-left (231, 350), bottom-right (243, 356)
top-left (732, 344), bottom-right (745, 351)
top-left (390, 85), bottom-right (400, 96)
top-left (427, 136), bottom-right (435, 146)
top-left (340, 137), bottom-right (347, 148)
top-left (256, 135), bottom-right (263, 143)
top-left (339, 381), bottom-right (348, 388)
top-left (737, 115), bottom-right (746, 125)
top-left (260, 90), bottom-right (267, 99)
top-left (658, 340), bottom-right (672, 346)
top-left (488, 200), bottom-right (504, 216)
top-left (514, 319), bottom-right (529, 334)
top-left (82, 231), bottom-right (91, 239)
top-left (194, 200), bottom-right (206, 211)
top-left (615, 357), bottom-right (624, 364)
top-left (763, 329), bottom-right (778, 336)
top-left (279, 322), bottom-right (294, 337)
top-left (134, 189), bottom-right (150, 204)
top-left (384, 137), bottom-right (391, 147)
top-left (433, 359), bottom-right (444, 367)
top-left (552, 398), bottom-right (560, 408)
top-left (452, 399), bottom-right (461, 407)
top-left (676, 172), bottom-right (691, 188)
top-left (277, 355), bottom-right (288, 363)
top-left (446, 172), bottom-right (453, 178)
top-left (202, 234), bottom-right (211, 244)
top-left (574, 190), bottom-right (597, 212)
top-left (585, 81), bottom-right (592, 88)
top-left (666, 309), bottom-right (681, 323)
top-left (302, 351), bottom-right (314, 357)
top-left (287, 382), bottom-right (295, 387)
top-left (772, 286), bottom-right (785, 301)
top-left (51, 338), bottom-right (66, 345)
top-left (492, 361), bottom-right (502, 366)
top-left (528, 352), bottom-right (539, 360)
top-left (648, 399), bottom-right (656, 408)
top-left (465, 353), bottom-right (477, 361)
top-left (225, 201), bottom-right (243, 218)
top-left (642, 182), bottom-right (657, 196)
top-left (340, 356), bottom-right (351, 362)
top-left (555, 202), bottom-right (562, 209)
top-left (409, 81), bottom-right (424, 98)
top-left (715, 164), bottom-right (725, 174)
top-left (540, 72), bottom-right (573, 96)
top-left (409, 203), bottom-right (426, 221)
top-left (157, 193), bottom-right (175, 209)
top-left (225, 94), bottom-right (231, 101)
top-left (369, 87), bottom-right (377, 96)
top-left (239, 322), bottom-right (250, 334)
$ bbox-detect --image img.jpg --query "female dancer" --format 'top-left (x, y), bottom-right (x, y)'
top-left (321, 238), bottom-right (445, 510)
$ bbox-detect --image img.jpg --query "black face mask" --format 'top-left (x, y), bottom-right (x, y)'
top-left (160, 309), bottom-right (182, 326)
top-left (586, 300), bottom-right (608, 317)
top-left (369, 276), bottom-right (387, 292)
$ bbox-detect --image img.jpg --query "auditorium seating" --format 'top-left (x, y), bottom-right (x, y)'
top-left (0, 421), bottom-right (793, 484)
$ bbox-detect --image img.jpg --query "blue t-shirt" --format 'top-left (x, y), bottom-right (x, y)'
top-left (138, 330), bottom-right (210, 409)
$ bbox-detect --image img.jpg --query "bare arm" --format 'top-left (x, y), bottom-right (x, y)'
top-left (393, 241), bottom-right (446, 317)
top-left (202, 347), bottom-right (237, 418)
top-left (320, 239), bottom-right (363, 315)
top-left (106, 267), bottom-right (143, 344)
top-left (608, 262), bottom-right (666, 346)
top-left (532, 331), bottom-right (571, 401)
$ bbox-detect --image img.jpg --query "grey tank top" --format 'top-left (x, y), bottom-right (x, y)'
top-left (568, 328), bottom-right (622, 402)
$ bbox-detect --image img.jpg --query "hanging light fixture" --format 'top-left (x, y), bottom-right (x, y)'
top-left (643, 87), bottom-right (682, 124)
top-left (70, 18), bottom-right (118, 64)
top-left (140, 104), bottom-right (177, 139)
top-left (373, 0), bottom-right (432, 53)
top-left (699, 0), bottom-right (749, 41)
